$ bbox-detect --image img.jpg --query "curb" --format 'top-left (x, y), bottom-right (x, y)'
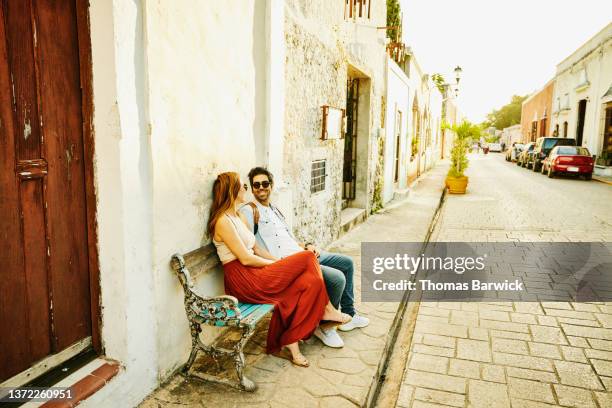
top-left (365, 186), bottom-right (448, 408)
top-left (593, 176), bottom-right (612, 186)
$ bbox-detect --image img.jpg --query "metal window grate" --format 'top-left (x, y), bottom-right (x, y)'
top-left (310, 160), bottom-right (326, 194)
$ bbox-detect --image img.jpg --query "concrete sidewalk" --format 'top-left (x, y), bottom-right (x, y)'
top-left (138, 161), bottom-right (449, 408)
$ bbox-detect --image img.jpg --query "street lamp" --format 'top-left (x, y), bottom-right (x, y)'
top-left (454, 65), bottom-right (462, 94)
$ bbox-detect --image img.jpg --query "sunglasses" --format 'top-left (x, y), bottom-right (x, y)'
top-left (252, 181), bottom-right (271, 189)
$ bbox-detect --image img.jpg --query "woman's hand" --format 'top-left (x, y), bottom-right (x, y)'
top-left (254, 242), bottom-right (278, 262)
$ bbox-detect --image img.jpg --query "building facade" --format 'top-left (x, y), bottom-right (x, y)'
top-left (0, 1), bottom-right (392, 406)
top-left (0, 2), bottom-right (455, 406)
top-left (381, 50), bottom-right (445, 204)
top-left (501, 124), bottom-right (522, 147)
top-left (550, 23), bottom-right (612, 174)
top-left (283, 0), bottom-right (388, 243)
top-left (520, 79), bottom-right (555, 142)
top-left (383, 55), bottom-right (411, 203)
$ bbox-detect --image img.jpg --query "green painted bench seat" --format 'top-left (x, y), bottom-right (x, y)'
top-left (171, 246), bottom-right (273, 392)
top-left (193, 302), bottom-right (274, 327)
top-left (237, 303), bottom-right (274, 327)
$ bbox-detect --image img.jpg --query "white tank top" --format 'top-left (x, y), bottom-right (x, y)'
top-left (213, 213), bottom-right (256, 264)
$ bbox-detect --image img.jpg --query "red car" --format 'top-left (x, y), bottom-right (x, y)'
top-left (542, 146), bottom-right (594, 179)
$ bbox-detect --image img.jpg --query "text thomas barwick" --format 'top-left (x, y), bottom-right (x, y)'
top-left (372, 279), bottom-right (524, 291)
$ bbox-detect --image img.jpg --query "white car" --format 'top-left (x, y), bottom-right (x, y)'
top-left (488, 142), bottom-right (502, 152)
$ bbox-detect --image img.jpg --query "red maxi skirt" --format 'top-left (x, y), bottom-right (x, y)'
top-left (222, 250), bottom-right (328, 354)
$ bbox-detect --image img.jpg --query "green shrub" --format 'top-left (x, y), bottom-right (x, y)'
top-left (442, 120), bottom-right (481, 178)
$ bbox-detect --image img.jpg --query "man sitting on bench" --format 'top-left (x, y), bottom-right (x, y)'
top-left (240, 167), bottom-right (369, 348)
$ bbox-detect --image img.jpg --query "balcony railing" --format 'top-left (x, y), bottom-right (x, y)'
top-left (345, 0), bottom-right (371, 20)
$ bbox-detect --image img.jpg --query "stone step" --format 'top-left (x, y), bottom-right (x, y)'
top-left (339, 207), bottom-right (367, 237)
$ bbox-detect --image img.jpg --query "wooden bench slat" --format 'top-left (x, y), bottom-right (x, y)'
top-left (171, 243), bottom-right (220, 279)
top-left (238, 303), bottom-right (260, 316)
top-left (241, 304), bottom-right (274, 327)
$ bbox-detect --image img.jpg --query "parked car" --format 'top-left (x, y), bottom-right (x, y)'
top-left (542, 146), bottom-right (594, 179)
top-left (517, 142), bottom-right (535, 167)
top-left (488, 142), bottom-right (502, 152)
top-left (530, 137), bottom-right (577, 172)
top-left (506, 143), bottom-right (524, 162)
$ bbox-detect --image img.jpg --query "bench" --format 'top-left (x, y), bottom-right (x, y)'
top-left (171, 244), bottom-right (273, 392)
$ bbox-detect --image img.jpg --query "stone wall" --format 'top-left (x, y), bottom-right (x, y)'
top-left (283, 0), bottom-right (387, 246)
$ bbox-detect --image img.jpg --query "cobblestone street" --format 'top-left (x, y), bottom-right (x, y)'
top-left (398, 152), bottom-right (612, 408)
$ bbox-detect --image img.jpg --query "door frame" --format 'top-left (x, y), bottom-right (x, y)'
top-left (75, 0), bottom-right (101, 354)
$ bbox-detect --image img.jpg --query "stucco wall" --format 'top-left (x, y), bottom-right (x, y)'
top-left (284, 0), bottom-right (387, 245)
top-left (383, 57), bottom-right (410, 203)
top-left (85, 1), bottom-right (158, 406)
top-left (520, 80), bottom-right (555, 142)
top-left (85, 1), bottom-right (280, 406)
top-left (144, 0), bottom-right (272, 379)
top-left (501, 124), bottom-right (522, 146)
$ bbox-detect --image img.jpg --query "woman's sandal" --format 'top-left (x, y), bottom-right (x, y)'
top-left (319, 312), bottom-right (352, 330)
top-left (274, 348), bottom-right (310, 367)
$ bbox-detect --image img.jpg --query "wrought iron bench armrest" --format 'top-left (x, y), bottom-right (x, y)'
top-left (173, 253), bottom-right (242, 325)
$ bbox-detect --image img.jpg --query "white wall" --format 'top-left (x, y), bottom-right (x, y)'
top-left (501, 125), bottom-right (522, 146)
top-left (84, 1), bottom-right (285, 406)
top-left (85, 0), bottom-right (157, 406)
top-left (428, 85), bottom-right (443, 166)
top-left (145, 0), bottom-right (269, 379)
top-left (383, 57), bottom-right (410, 203)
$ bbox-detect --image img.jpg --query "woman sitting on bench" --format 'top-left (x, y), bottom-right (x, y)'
top-left (208, 172), bottom-right (351, 367)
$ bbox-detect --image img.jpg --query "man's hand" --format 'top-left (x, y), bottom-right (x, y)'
top-left (305, 244), bottom-right (320, 257)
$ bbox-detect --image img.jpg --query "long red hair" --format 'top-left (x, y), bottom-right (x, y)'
top-left (207, 172), bottom-right (242, 237)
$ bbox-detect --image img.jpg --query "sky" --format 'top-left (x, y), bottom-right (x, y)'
top-left (400, 0), bottom-right (612, 123)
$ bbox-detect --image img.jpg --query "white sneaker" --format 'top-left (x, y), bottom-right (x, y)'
top-left (338, 313), bottom-right (370, 332)
top-left (313, 327), bottom-right (344, 348)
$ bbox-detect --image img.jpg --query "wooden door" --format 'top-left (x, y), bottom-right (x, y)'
top-left (0, 0), bottom-right (93, 383)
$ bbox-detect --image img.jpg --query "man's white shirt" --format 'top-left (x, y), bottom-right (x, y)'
top-left (246, 201), bottom-right (302, 259)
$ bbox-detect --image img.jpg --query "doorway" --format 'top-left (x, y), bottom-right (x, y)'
top-left (576, 99), bottom-right (587, 146)
top-left (343, 78), bottom-right (359, 208)
top-left (603, 104), bottom-right (612, 166)
top-left (531, 121), bottom-right (538, 141)
top-left (540, 117), bottom-right (547, 136)
top-left (393, 109), bottom-right (402, 184)
top-left (0, 0), bottom-right (97, 384)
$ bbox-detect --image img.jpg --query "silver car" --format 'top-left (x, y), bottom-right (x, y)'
top-left (506, 143), bottom-right (524, 162)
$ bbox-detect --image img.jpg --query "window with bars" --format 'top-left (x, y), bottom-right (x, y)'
top-left (310, 160), bottom-right (326, 194)
top-left (344, 0), bottom-right (371, 20)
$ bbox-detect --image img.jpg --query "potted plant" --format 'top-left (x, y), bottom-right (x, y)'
top-left (442, 120), bottom-right (481, 194)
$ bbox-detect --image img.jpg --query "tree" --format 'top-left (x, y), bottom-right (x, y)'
top-left (386, 0), bottom-right (401, 42)
top-left (482, 95), bottom-right (528, 130)
top-left (431, 73), bottom-right (446, 94)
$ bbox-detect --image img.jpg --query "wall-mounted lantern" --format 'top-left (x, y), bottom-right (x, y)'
top-left (321, 105), bottom-right (346, 140)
